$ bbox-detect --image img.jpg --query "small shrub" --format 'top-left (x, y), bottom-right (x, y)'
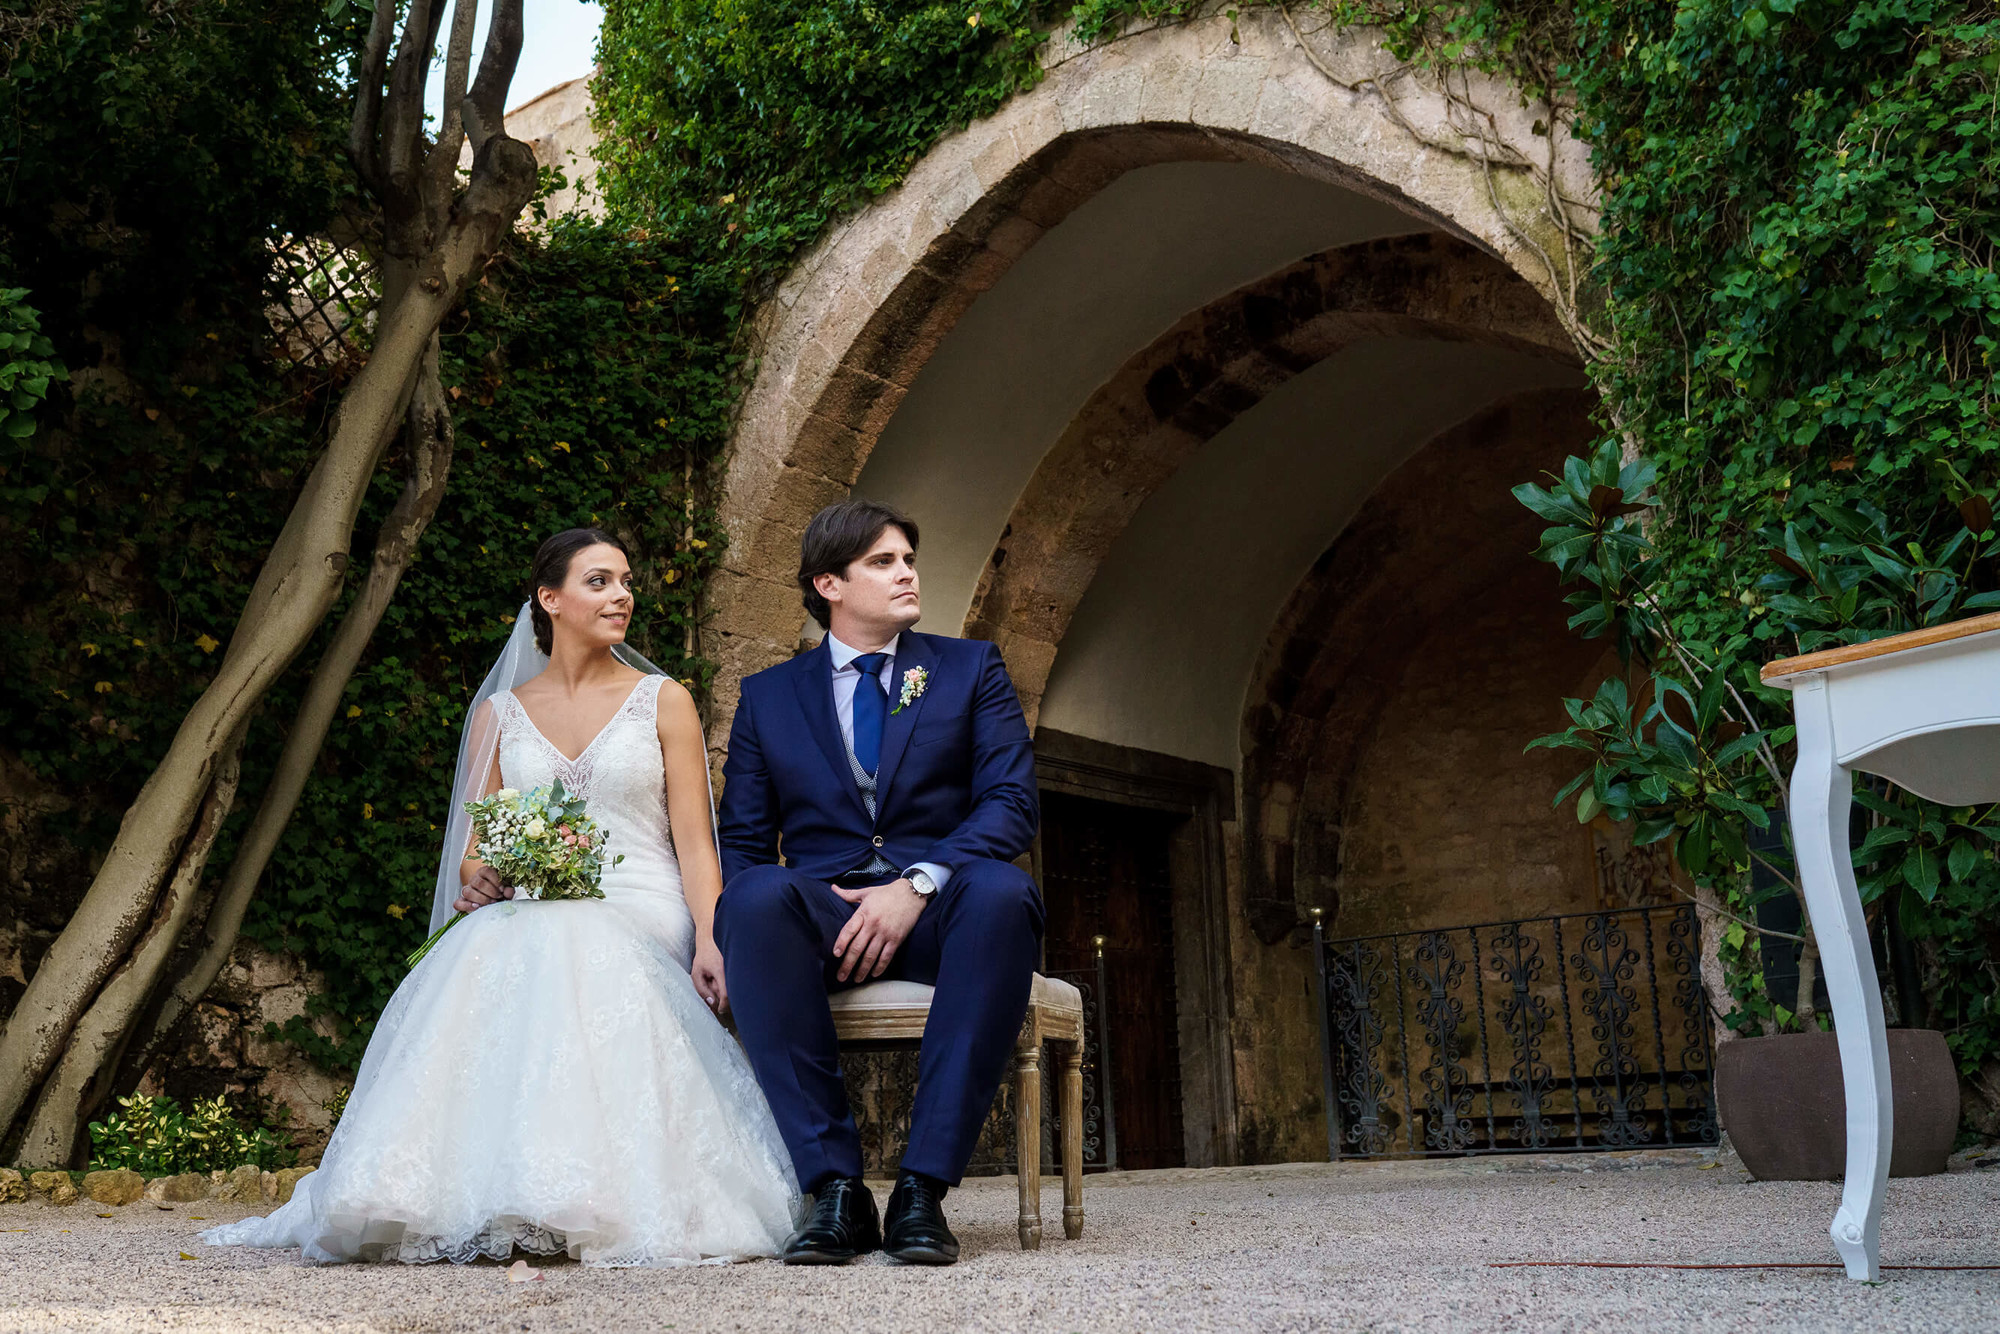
top-left (87, 1093), bottom-right (298, 1176)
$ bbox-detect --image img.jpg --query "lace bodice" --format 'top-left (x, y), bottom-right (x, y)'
top-left (491, 675), bottom-right (689, 943)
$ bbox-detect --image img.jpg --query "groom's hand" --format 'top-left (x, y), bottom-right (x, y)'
top-left (831, 879), bottom-right (926, 982)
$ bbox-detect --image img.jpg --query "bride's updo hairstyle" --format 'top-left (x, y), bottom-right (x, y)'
top-left (528, 527), bottom-right (630, 655)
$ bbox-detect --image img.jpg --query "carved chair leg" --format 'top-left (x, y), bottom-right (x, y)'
top-left (1015, 1042), bottom-right (1042, 1250)
top-left (1062, 1035), bottom-right (1084, 1240)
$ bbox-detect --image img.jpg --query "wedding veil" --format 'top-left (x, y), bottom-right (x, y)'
top-left (426, 602), bottom-right (717, 932)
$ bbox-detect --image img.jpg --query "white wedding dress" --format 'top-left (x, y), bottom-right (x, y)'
top-left (202, 674), bottom-right (801, 1266)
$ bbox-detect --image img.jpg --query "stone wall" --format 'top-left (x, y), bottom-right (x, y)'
top-left (1219, 818), bottom-right (1329, 1165)
top-left (1326, 571), bottom-right (1603, 938)
top-left (137, 942), bottom-right (348, 1161)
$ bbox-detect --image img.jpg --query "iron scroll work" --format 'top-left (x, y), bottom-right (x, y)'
top-left (1313, 905), bottom-right (1719, 1158)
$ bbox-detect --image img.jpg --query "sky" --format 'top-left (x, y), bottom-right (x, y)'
top-left (421, 0), bottom-right (604, 123)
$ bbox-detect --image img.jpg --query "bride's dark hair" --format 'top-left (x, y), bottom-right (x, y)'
top-left (528, 527), bottom-right (629, 654)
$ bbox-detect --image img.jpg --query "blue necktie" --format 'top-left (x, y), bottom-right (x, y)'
top-left (850, 653), bottom-right (890, 777)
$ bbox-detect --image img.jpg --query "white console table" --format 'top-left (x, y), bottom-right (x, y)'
top-left (1761, 610), bottom-right (2000, 1280)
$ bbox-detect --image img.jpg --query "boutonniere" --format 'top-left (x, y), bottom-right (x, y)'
top-left (891, 666), bottom-right (929, 715)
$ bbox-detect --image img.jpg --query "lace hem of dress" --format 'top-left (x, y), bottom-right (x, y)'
top-left (203, 1212), bottom-right (763, 1269)
top-left (370, 1220), bottom-right (755, 1269)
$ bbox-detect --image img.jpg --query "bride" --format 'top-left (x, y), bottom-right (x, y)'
top-left (202, 528), bottom-right (801, 1266)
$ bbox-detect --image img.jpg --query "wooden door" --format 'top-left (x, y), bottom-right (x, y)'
top-left (1039, 791), bottom-right (1186, 1170)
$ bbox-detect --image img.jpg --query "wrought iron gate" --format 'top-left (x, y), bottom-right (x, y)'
top-left (1314, 905), bottom-right (1718, 1158)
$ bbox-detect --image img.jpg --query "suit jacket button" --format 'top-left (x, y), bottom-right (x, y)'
top-left (871, 835), bottom-right (885, 848)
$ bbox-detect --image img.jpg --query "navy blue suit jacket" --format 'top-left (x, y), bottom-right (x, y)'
top-left (717, 631), bottom-right (1039, 886)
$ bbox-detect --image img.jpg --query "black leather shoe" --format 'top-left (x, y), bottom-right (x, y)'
top-left (882, 1171), bottom-right (959, 1265)
top-left (783, 1177), bottom-right (881, 1264)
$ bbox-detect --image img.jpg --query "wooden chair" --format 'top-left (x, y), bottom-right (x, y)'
top-left (828, 974), bottom-right (1087, 1249)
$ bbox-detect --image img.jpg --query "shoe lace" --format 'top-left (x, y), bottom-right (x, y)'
top-left (898, 1174), bottom-right (941, 1213)
top-left (811, 1179), bottom-right (855, 1224)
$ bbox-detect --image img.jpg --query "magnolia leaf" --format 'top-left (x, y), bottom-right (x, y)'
top-left (1679, 819), bottom-right (1713, 877)
top-left (1632, 817), bottom-right (1677, 847)
top-left (1513, 482), bottom-right (1589, 525)
top-left (1859, 545), bottom-right (1913, 585)
top-left (1903, 844), bottom-right (1941, 902)
top-left (1948, 838), bottom-right (1980, 884)
top-left (1657, 684), bottom-right (1697, 734)
top-left (1653, 719), bottom-right (1700, 770)
top-left (1711, 732), bottom-right (1766, 769)
top-left (1586, 483), bottom-right (1648, 519)
top-left (1851, 787), bottom-right (1904, 820)
top-left (1766, 546), bottom-right (1812, 581)
top-left (1551, 768), bottom-right (1591, 806)
top-left (1853, 824), bottom-right (1912, 862)
top-left (1695, 668), bottom-right (1728, 733)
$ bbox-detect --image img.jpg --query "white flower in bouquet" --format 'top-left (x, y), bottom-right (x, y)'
top-left (406, 778), bottom-right (623, 966)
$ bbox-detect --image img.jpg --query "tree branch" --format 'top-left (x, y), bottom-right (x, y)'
top-left (466, 0), bottom-right (525, 155)
top-left (427, 0), bottom-right (482, 200)
top-left (1670, 880), bottom-right (1802, 943)
top-left (123, 336), bottom-right (458, 1088)
top-left (380, 0), bottom-right (445, 201)
top-left (347, 0), bottom-right (397, 192)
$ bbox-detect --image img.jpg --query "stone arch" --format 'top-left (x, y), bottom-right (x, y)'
top-left (960, 231), bottom-right (1572, 724)
top-left (1235, 388), bottom-right (1602, 940)
top-left (704, 8), bottom-right (1590, 730)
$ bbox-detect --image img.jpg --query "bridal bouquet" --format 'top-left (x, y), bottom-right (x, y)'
top-left (406, 779), bottom-right (622, 966)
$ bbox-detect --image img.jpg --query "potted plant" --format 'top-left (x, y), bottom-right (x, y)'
top-left (1515, 443), bottom-right (1994, 1178)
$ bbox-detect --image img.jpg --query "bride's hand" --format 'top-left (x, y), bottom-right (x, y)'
top-left (692, 934), bottom-right (729, 1015)
top-left (453, 865), bottom-right (513, 915)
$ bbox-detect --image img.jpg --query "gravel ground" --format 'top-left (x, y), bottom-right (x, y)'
top-left (1, 1153), bottom-right (1995, 1333)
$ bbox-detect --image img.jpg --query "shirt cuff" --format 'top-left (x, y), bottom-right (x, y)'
top-left (906, 861), bottom-right (953, 891)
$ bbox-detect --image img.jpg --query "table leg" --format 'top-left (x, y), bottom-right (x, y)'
top-left (1790, 677), bottom-right (1893, 1281)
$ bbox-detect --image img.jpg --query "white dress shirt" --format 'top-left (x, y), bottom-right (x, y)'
top-left (827, 632), bottom-right (952, 893)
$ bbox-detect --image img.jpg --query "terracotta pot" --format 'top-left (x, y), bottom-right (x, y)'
top-left (1716, 1029), bottom-right (1960, 1180)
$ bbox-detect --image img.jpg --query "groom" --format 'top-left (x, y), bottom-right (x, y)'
top-left (714, 499), bottom-right (1044, 1266)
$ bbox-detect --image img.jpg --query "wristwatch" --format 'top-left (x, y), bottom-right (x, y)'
top-left (906, 868), bottom-right (938, 898)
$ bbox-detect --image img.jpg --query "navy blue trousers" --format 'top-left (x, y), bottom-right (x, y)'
top-left (714, 858), bottom-right (1044, 1192)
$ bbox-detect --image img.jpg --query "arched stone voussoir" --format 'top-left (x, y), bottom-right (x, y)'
top-left (962, 232), bottom-right (1577, 716)
top-left (708, 7), bottom-right (1591, 743)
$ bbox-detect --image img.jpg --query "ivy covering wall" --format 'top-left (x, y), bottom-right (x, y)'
top-left (0, 5), bottom-right (727, 1068)
top-left (4, 0), bottom-right (1997, 1116)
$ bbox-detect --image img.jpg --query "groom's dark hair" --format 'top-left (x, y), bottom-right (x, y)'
top-left (797, 499), bottom-right (919, 628)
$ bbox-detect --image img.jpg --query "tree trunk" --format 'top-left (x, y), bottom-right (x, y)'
top-left (1694, 880), bottom-right (1735, 1053)
top-left (13, 742), bottom-right (244, 1166)
top-left (121, 337), bottom-right (456, 1090)
top-left (0, 134), bottom-right (536, 1157)
top-left (1794, 928), bottom-right (1820, 1029)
